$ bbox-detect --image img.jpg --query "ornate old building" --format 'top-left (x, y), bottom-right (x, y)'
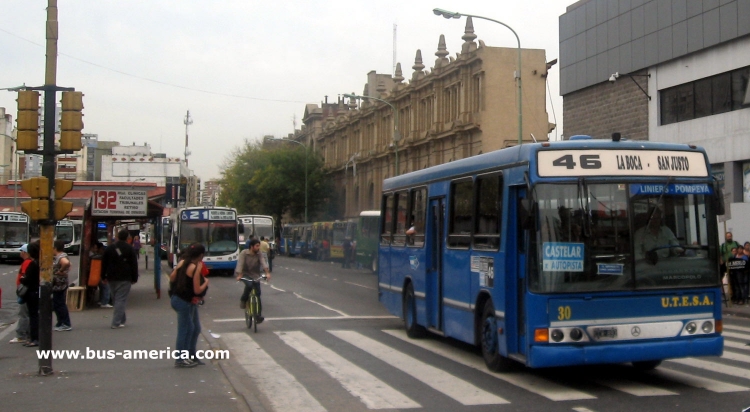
top-left (294, 18), bottom-right (555, 219)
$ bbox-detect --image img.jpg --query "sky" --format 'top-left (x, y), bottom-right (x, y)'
top-left (0, 0), bottom-right (570, 182)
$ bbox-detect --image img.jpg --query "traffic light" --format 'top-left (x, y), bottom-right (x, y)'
top-left (60, 91), bottom-right (83, 151)
top-left (53, 178), bottom-right (74, 220)
top-left (16, 91), bottom-right (41, 151)
top-left (20, 177), bottom-right (50, 220)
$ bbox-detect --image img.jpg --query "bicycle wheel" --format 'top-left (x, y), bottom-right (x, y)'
top-left (250, 294), bottom-right (259, 333)
top-left (244, 301), bottom-right (253, 329)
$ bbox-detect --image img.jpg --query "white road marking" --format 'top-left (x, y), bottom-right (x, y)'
top-left (668, 357), bottom-right (750, 379)
top-left (382, 329), bottom-right (596, 401)
top-left (223, 332), bottom-right (326, 412)
top-left (592, 377), bottom-right (677, 396)
top-left (213, 315), bottom-right (397, 323)
top-left (345, 281), bottom-right (376, 290)
top-left (649, 368), bottom-right (749, 393)
top-left (277, 331), bottom-right (420, 409)
top-left (292, 293), bottom-right (347, 316)
top-left (331, 330), bottom-right (509, 405)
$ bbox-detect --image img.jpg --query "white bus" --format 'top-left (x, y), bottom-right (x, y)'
top-left (0, 212), bottom-right (30, 261)
top-left (55, 219), bottom-right (83, 255)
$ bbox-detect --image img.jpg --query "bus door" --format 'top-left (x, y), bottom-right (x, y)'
top-left (426, 197), bottom-right (445, 330)
top-left (508, 186), bottom-right (528, 357)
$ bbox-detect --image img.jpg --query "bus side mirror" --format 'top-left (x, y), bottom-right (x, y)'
top-left (713, 182), bottom-right (726, 216)
top-left (238, 222), bottom-right (245, 234)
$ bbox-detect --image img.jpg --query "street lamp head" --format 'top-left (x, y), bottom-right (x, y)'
top-left (433, 8), bottom-right (461, 19)
top-left (343, 93), bottom-right (359, 100)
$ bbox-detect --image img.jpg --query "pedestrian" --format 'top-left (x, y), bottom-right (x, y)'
top-left (9, 244), bottom-right (32, 344)
top-left (133, 235), bottom-right (142, 260)
top-left (20, 241), bottom-right (40, 347)
top-left (52, 240), bottom-right (72, 331)
top-left (350, 238), bottom-right (357, 269)
top-left (90, 242), bottom-right (112, 308)
top-left (260, 236), bottom-right (272, 272)
top-left (236, 239), bottom-right (271, 323)
top-left (169, 243), bottom-right (209, 368)
top-left (102, 228), bottom-right (139, 329)
top-left (342, 237), bottom-right (352, 268)
top-left (720, 232), bottom-right (740, 277)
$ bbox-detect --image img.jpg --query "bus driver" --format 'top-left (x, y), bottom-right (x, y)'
top-left (634, 207), bottom-right (683, 261)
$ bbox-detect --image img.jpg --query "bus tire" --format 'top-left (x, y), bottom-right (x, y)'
top-left (632, 360), bottom-right (662, 371)
top-left (481, 301), bottom-right (513, 372)
top-left (403, 283), bottom-right (426, 338)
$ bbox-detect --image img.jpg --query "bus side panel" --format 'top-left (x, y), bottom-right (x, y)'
top-left (441, 249), bottom-right (474, 344)
top-left (397, 245), bottom-right (428, 325)
top-left (378, 243), bottom-right (398, 315)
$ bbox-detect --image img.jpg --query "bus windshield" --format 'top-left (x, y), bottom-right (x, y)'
top-left (0, 223), bottom-right (29, 247)
top-left (55, 225), bottom-right (74, 243)
top-left (531, 182), bottom-right (719, 293)
top-left (179, 221), bottom-right (238, 256)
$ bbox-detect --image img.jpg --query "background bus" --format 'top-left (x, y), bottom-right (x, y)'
top-left (160, 216), bottom-right (171, 260)
top-left (170, 206), bottom-right (240, 276)
top-left (354, 211), bottom-right (380, 272)
top-left (55, 219), bottom-right (82, 255)
top-left (238, 215), bottom-right (275, 250)
top-left (280, 223), bottom-right (311, 257)
top-left (378, 137), bottom-right (724, 371)
top-left (0, 212), bottom-right (30, 262)
top-left (329, 221), bottom-right (347, 260)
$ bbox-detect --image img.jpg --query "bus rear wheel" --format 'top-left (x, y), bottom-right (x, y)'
top-left (403, 283), bottom-right (426, 338)
top-left (481, 301), bottom-right (513, 372)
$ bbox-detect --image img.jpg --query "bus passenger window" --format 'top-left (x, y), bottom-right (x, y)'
top-left (393, 191), bottom-right (408, 246)
top-left (474, 174), bottom-right (502, 250)
top-left (381, 194), bottom-right (394, 245)
top-left (449, 179), bottom-right (473, 248)
top-left (408, 188), bottom-right (426, 247)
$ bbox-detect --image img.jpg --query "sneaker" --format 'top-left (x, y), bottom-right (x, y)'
top-left (58, 325), bottom-right (72, 331)
top-left (192, 359), bottom-right (206, 366)
top-left (9, 337), bottom-right (27, 344)
top-left (240, 301), bottom-right (246, 309)
top-left (101, 304), bottom-right (113, 308)
top-left (257, 316), bottom-right (265, 324)
top-left (175, 359), bottom-right (197, 368)
top-left (23, 340), bottom-right (39, 347)
top-left (111, 324), bottom-right (125, 329)
top-left (54, 326), bottom-right (64, 332)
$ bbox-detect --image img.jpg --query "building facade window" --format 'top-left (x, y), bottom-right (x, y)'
top-left (660, 66), bottom-right (750, 125)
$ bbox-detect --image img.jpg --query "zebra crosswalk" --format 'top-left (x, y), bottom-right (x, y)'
top-left (220, 324), bottom-right (750, 411)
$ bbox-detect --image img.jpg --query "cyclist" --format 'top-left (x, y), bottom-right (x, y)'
top-left (236, 238), bottom-right (271, 323)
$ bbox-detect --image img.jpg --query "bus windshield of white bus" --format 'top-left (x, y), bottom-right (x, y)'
top-left (531, 182), bottom-right (718, 293)
top-left (55, 224), bottom-right (75, 243)
top-left (0, 222), bottom-right (28, 247)
top-left (179, 221), bottom-right (238, 256)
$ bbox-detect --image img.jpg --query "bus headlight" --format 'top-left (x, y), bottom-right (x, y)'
top-left (550, 329), bottom-right (564, 342)
top-left (569, 328), bottom-right (583, 341)
top-left (685, 322), bottom-right (697, 334)
top-left (701, 321), bottom-right (713, 333)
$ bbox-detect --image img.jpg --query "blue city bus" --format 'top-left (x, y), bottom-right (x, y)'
top-left (378, 136), bottom-right (724, 371)
top-left (171, 206), bottom-right (241, 276)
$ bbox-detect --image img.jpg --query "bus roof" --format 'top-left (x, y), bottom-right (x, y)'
top-left (382, 139), bottom-right (709, 192)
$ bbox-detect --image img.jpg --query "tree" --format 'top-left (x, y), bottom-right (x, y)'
top-left (218, 138), bottom-right (335, 224)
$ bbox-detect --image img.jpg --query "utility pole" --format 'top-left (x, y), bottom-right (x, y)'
top-left (183, 110), bottom-right (192, 166)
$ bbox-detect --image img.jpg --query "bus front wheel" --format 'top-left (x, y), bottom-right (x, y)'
top-left (403, 283), bottom-right (426, 338)
top-left (632, 360), bottom-right (662, 371)
top-left (481, 301), bottom-right (513, 372)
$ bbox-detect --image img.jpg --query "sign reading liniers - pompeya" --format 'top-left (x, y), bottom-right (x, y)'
top-left (92, 190), bottom-right (148, 216)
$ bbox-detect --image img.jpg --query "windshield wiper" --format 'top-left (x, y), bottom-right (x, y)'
top-left (578, 178), bottom-right (592, 238)
top-left (648, 176), bottom-right (673, 221)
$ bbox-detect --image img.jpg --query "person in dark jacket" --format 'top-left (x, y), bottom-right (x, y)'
top-left (20, 241), bottom-right (41, 347)
top-left (101, 229), bottom-right (139, 329)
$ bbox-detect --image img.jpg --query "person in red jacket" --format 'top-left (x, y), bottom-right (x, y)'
top-left (9, 244), bottom-right (32, 344)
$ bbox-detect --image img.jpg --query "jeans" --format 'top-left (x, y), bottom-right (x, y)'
top-left (240, 281), bottom-right (262, 315)
top-left (15, 302), bottom-right (30, 339)
top-left (110, 281), bottom-right (131, 327)
top-left (171, 295), bottom-right (200, 359)
top-left (26, 293), bottom-right (39, 342)
top-left (100, 281), bottom-right (111, 305)
top-left (52, 290), bottom-right (71, 327)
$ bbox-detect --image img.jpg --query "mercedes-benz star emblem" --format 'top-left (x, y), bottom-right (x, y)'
top-left (631, 326), bottom-right (641, 337)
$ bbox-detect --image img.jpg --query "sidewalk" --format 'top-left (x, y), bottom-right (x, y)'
top-left (0, 258), bottom-right (248, 412)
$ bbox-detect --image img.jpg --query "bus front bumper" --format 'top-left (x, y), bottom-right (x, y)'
top-left (527, 335), bottom-right (723, 368)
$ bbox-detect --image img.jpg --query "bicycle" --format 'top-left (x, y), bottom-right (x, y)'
top-left (239, 275), bottom-right (266, 333)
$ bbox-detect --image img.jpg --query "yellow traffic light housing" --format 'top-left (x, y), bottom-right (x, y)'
top-left (54, 201), bottom-right (73, 220)
top-left (21, 199), bottom-right (50, 221)
top-left (16, 91), bottom-right (40, 151)
top-left (20, 177), bottom-right (50, 199)
top-left (54, 178), bottom-right (74, 199)
top-left (59, 91), bottom-right (84, 151)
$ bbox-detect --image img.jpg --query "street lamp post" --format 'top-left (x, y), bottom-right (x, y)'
top-left (271, 137), bottom-right (308, 223)
top-left (433, 8), bottom-right (523, 146)
top-left (344, 93), bottom-right (401, 175)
